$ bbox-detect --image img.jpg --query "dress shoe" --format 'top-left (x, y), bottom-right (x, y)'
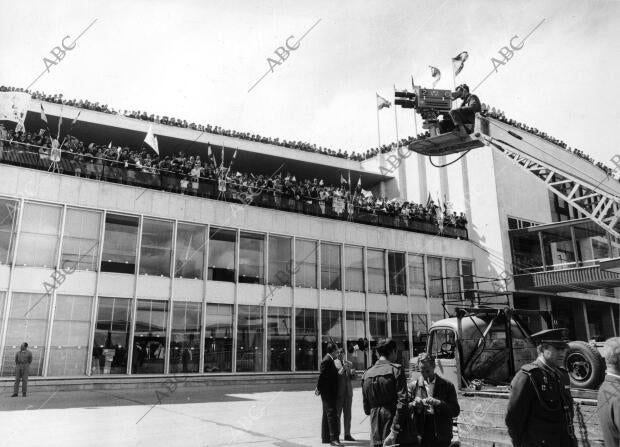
top-left (330, 442), bottom-right (343, 446)
top-left (11, 394), bottom-right (17, 397)
top-left (344, 435), bottom-right (356, 441)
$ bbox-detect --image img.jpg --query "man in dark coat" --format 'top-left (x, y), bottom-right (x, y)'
top-left (448, 84), bottom-right (481, 134)
top-left (409, 353), bottom-right (460, 447)
top-left (12, 342), bottom-right (33, 397)
top-left (597, 337), bottom-right (620, 447)
top-left (505, 328), bottom-right (577, 447)
top-left (362, 338), bottom-right (418, 446)
top-left (316, 342), bottom-right (341, 446)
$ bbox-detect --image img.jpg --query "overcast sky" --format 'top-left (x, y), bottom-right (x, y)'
top-left (2, 0), bottom-right (618, 166)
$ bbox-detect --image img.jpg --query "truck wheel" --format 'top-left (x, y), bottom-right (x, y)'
top-left (565, 341), bottom-right (605, 389)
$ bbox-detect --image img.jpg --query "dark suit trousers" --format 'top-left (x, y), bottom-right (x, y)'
top-left (14, 364), bottom-right (29, 395)
top-left (321, 395), bottom-right (339, 442)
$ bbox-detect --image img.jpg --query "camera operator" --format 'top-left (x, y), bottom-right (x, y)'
top-left (446, 84), bottom-right (481, 134)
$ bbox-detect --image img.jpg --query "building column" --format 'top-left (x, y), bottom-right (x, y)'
top-left (572, 302), bottom-right (590, 341)
top-left (600, 304), bottom-right (616, 339)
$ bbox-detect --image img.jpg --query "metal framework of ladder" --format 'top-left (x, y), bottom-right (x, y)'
top-left (475, 119), bottom-right (620, 240)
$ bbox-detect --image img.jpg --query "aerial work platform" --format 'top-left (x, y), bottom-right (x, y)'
top-left (407, 128), bottom-right (484, 156)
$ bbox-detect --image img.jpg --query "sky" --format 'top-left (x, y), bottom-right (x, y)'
top-left (2, 0), bottom-right (619, 166)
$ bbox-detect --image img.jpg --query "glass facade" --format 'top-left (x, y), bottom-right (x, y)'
top-left (391, 313), bottom-right (410, 367)
top-left (295, 239), bottom-right (317, 288)
top-left (0, 199), bottom-right (19, 265)
top-left (236, 305), bottom-right (263, 372)
top-left (2, 293), bottom-right (50, 376)
top-left (239, 232), bottom-right (265, 284)
top-left (101, 214), bottom-right (139, 274)
top-left (367, 249), bottom-right (386, 293)
top-left (140, 219), bottom-right (173, 276)
top-left (268, 236), bottom-right (291, 286)
top-left (321, 309), bottom-right (343, 351)
top-left (175, 223), bottom-right (205, 279)
top-left (295, 308), bottom-right (317, 371)
top-left (61, 208), bottom-right (101, 271)
top-left (412, 313), bottom-right (429, 357)
top-left (408, 254), bottom-right (426, 296)
top-left (204, 303), bottom-right (233, 373)
top-left (267, 306), bottom-right (291, 371)
top-left (208, 228), bottom-right (236, 282)
top-left (445, 258), bottom-right (461, 301)
top-left (93, 297), bottom-right (131, 374)
top-left (388, 251), bottom-right (406, 295)
top-left (170, 301), bottom-right (201, 373)
top-left (462, 260), bottom-right (474, 303)
top-left (48, 295), bottom-right (93, 376)
top-left (346, 311), bottom-right (367, 370)
top-left (369, 312), bottom-right (387, 364)
top-left (344, 246), bottom-right (364, 292)
top-left (133, 299), bottom-right (168, 374)
top-left (16, 203), bottom-right (62, 267)
top-left (427, 256), bottom-right (444, 319)
top-left (320, 243), bottom-right (341, 290)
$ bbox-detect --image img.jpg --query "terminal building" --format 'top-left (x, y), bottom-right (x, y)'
top-left (0, 93), bottom-right (618, 381)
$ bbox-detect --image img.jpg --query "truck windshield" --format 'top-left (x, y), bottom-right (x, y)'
top-left (429, 329), bottom-right (456, 359)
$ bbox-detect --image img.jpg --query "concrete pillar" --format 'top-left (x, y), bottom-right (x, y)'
top-left (600, 304), bottom-right (616, 339)
top-left (572, 302), bottom-right (590, 341)
top-left (417, 154), bottom-right (428, 203)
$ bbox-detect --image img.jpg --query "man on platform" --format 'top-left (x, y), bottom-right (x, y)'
top-left (505, 328), bottom-right (577, 447)
top-left (447, 84), bottom-right (481, 135)
top-left (317, 342), bottom-right (342, 446)
top-left (597, 337), bottom-right (620, 447)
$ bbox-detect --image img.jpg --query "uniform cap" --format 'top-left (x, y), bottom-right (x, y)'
top-left (530, 328), bottom-right (570, 348)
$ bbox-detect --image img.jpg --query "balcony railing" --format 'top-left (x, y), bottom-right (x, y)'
top-left (0, 143), bottom-right (468, 239)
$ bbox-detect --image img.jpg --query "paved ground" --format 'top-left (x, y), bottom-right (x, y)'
top-left (0, 383), bottom-right (371, 447)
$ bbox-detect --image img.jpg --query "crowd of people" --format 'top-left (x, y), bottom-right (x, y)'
top-left (0, 124), bottom-right (468, 232)
top-left (482, 106), bottom-right (616, 177)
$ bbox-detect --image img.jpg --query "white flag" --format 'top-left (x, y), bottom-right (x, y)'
top-left (144, 124), bottom-right (159, 154)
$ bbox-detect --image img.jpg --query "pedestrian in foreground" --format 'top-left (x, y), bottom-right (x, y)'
top-left (334, 348), bottom-right (355, 442)
top-left (597, 336), bottom-right (620, 447)
top-left (505, 328), bottom-right (577, 447)
top-left (409, 353), bottom-right (460, 447)
top-left (12, 342), bottom-right (32, 397)
top-left (317, 342), bottom-right (341, 446)
top-left (362, 338), bottom-right (419, 446)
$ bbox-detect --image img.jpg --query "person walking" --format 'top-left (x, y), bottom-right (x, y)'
top-left (505, 328), bottom-right (577, 447)
top-left (334, 348), bottom-right (355, 442)
top-left (316, 342), bottom-right (341, 446)
top-left (409, 353), bottom-right (460, 447)
top-left (597, 337), bottom-right (620, 447)
top-left (12, 342), bottom-right (32, 397)
top-left (362, 338), bottom-right (419, 447)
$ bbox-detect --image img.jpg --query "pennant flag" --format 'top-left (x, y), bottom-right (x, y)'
top-left (220, 145), bottom-right (225, 167)
top-left (108, 141), bottom-right (112, 149)
top-left (232, 148), bottom-right (238, 160)
top-left (319, 179), bottom-right (324, 186)
top-left (411, 75), bottom-right (416, 90)
top-left (207, 145), bottom-right (212, 157)
top-left (348, 171), bottom-right (351, 187)
top-left (340, 173), bottom-right (347, 184)
top-left (452, 51), bottom-right (469, 76)
top-left (70, 111), bottom-right (81, 126)
top-left (143, 124), bottom-right (159, 154)
top-left (361, 189), bottom-right (373, 199)
top-left (57, 106), bottom-right (63, 139)
top-left (429, 66), bottom-right (441, 87)
top-left (40, 104), bottom-right (48, 125)
top-left (376, 93), bottom-right (391, 110)
top-left (357, 176), bottom-right (362, 188)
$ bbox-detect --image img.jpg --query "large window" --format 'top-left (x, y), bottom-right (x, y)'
top-left (1, 293), bottom-right (50, 377)
top-left (0, 198), bottom-right (19, 265)
top-left (101, 214), bottom-right (139, 274)
top-left (344, 246), bottom-right (364, 292)
top-left (48, 295), bottom-right (93, 376)
top-left (367, 249), bottom-right (386, 293)
top-left (170, 302), bottom-right (201, 373)
top-left (205, 303), bottom-right (233, 373)
top-left (388, 251), bottom-right (406, 295)
top-left (408, 254), bottom-right (426, 296)
top-left (320, 243), bottom-right (341, 290)
top-left (92, 297), bottom-right (131, 374)
top-left (16, 202), bottom-right (62, 267)
top-left (321, 309), bottom-right (343, 352)
top-left (295, 308), bottom-right (317, 371)
top-left (295, 239), bottom-right (317, 288)
top-left (267, 306), bottom-right (291, 371)
top-left (236, 305), bottom-right (263, 372)
top-left (445, 259), bottom-right (461, 301)
top-left (175, 223), bottom-right (205, 279)
top-left (412, 314), bottom-right (429, 356)
top-left (140, 219), bottom-right (173, 276)
top-left (369, 312), bottom-right (388, 364)
top-left (346, 311), bottom-right (367, 370)
top-left (269, 236), bottom-right (292, 286)
top-left (462, 260), bottom-right (474, 303)
top-left (61, 208), bottom-right (102, 271)
top-left (391, 313), bottom-right (410, 367)
top-left (239, 232), bottom-right (265, 284)
top-left (428, 256), bottom-right (444, 300)
top-left (208, 228), bottom-right (236, 282)
top-left (133, 299), bottom-right (168, 374)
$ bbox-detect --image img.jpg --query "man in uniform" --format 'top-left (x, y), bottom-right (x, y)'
top-left (505, 328), bottom-right (577, 447)
top-left (362, 338), bottom-right (419, 447)
top-left (12, 342), bottom-right (33, 397)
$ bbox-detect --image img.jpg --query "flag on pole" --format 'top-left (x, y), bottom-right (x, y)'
top-left (108, 142), bottom-right (113, 149)
top-left (70, 111), bottom-right (81, 127)
top-left (57, 106), bottom-right (63, 140)
top-left (361, 189), bottom-right (373, 199)
top-left (357, 176), bottom-right (362, 188)
top-left (143, 124), bottom-right (159, 154)
top-left (376, 93), bottom-right (391, 110)
top-left (340, 173), bottom-right (347, 184)
top-left (232, 148), bottom-right (238, 160)
top-left (452, 51), bottom-right (469, 76)
top-left (40, 104), bottom-right (48, 125)
top-left (429, 66), bottom-right (441, 87)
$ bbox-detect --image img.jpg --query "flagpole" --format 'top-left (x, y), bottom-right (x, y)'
top-left (376, 98), bottom-right (382, 148)
top-left (393, 85), bottom-right (399, 147)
